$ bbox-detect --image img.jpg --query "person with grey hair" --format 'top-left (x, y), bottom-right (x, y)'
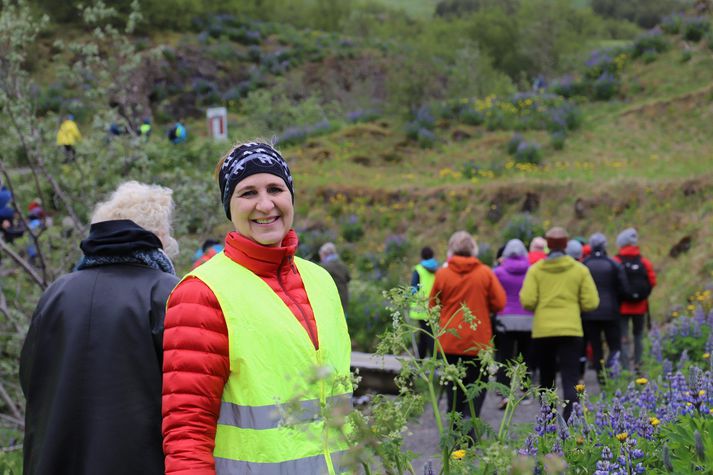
top-left (429, 231), bottom-right (505, 424)
top-left (20, 181), bottom-right (180, 475)
top-left (528, 236), bottom-right (547, 264)
top-left (493, 239), bottom-right (534, 409)
top-left (319, 241), bottom-right (351, 311)
top-left (581, 233), bottom-right (631, 384)
top-left (613, 227), bottom-right (656, 372)
top-left (565, 239), bottom-right (583, 261)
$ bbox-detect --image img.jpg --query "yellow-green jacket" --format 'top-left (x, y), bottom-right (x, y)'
top-left (56, 119), bottom-right (81, 146)
top-left (519, 255), bottom-right (599, 338)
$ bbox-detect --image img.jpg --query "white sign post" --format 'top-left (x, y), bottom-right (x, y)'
top-left (206, 107), bottom-right (228, 141)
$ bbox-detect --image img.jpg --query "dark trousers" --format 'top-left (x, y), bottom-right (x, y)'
top-left (534, 336), bottom-right (582, 422)
top-left (63, 145), bottom-right (76, 162)
top-left (620, 314), bottom-right (645, 370)
top-left (444, 353), bottom-right (487, 418)
top-left (582, 320), bottom-right (621, 380)
top-left (417, 319), bottom-right (434, 359)
top-left (495, 331), bottom-right (533, 389)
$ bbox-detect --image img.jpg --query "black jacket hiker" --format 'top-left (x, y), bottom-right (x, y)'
top-left (20, 220), bottom-right (179, 475)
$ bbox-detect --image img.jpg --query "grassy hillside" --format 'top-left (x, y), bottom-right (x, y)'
top-left (279, 36), bottom-right (713, 327)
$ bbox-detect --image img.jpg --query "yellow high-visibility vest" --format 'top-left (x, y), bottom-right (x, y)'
top-left (186, 252), bottom-right (353, 474)
top-left (410, 264), bottom-right (435, 321)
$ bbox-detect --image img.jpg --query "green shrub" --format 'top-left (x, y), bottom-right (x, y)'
top-left (506, 133), bottom-right (524, 155)
top-left (346, 280), bottom-right (391, 352)
top-left (592, 72), bottom-right (620, 101)
top-left (514, 140), bottom-right (542, 165)
top-left (680, 49), bottom-right (693, 63)
top-left (459, 107), bottom-right (484, 126)
top-left (683, 17), bottom-right (710, 42)
top-left (0, 447), bottom-right (22, 475)
top-left (591, 0), bottom-right (682, 29)
top-left (461, 160), bottom-right (480, 179)
top-left (632, 31), bottom-right (669, 58)
top-left (416, 128), bottom-right (437, 148)
top-left (660, 14), bottom-right (682, 34)
top-left (341, 216), bottom-right (365, 243)
top-left (550, 130), bottom-right (566, 150)
top-left (501, 213), bottom-right (545, 245)
top-left (641, 49), bottom-right (659, 64)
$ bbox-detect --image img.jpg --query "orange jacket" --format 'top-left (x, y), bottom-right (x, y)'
top-left (429, 256), bottom-right (506, 356)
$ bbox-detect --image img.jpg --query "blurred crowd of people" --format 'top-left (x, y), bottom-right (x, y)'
top-left (411, 226), bottom-right (655, 423)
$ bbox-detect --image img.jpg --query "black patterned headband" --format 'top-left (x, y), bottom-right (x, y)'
top-left (219, 142), bottom-right (294, 220)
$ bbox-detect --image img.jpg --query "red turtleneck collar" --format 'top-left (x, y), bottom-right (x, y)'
top-left (223, 229), bottom-right (299, 277)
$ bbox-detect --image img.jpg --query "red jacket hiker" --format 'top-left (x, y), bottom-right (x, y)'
top-left (614, 245), bottom-right (657, 315)
top-left (161, 230), bottom-right (318, 475)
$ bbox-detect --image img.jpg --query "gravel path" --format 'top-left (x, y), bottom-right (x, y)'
top-left (403, 369), bottom-right (602, 474)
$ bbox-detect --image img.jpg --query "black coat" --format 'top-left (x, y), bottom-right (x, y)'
top-left (20, 220), bottom-right (179, 475)
top-left (581, 249), bottom-right (631, 321)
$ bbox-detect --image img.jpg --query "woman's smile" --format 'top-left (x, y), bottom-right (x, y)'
top-left (230, 173), bottom-right (294, 247)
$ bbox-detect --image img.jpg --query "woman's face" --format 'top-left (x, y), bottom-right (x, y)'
top-left (229, 173), bottom-right (294, 247)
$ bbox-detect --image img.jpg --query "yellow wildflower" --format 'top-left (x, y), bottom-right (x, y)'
top-left (704, 353), bottom-right (710, 360)
top-left (649, 417), bottom-right (660, 427)
top-left (687, 304), bottom-right (696, 312)
top-left (616, 432), bottom-right (628, 442)
top-left (575, 384), bottom-right (586, 393)
top-left (635, 378), bottom-right (648, 386)
top-left (699, 390), bottom-right (706, 397)
top-left (451, 449), bottom-right (466, 460)
top-left (672, 311), bottom-right (680, 318)
top-left (576, 436), bottom-right (585, 445)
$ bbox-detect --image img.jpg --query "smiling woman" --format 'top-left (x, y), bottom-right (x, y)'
top-left (229, 173), bottom-right (295, 247)
top-left (161, 141), bottom-right (353, 475)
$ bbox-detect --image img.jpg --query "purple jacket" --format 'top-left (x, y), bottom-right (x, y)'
top-left (494, 255), bottom-right (532, 317)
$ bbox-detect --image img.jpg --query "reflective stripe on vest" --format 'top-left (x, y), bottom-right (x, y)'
top-left (215, 450), bottom-right (348, 475)
top-left (217, 394), bottom-right (353, 430)
top-left (185, 252), bottom-right (352, 474)
top-left (410, 264), bottom-right (435, 320)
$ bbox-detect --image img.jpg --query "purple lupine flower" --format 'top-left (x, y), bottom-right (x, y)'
top-left (519, 434), bottom-right (538, 456)
top-left (650, 327), bottom-right (663, 362)
top-left (678, 350), bottom-right (690, 370)
top-left (663, 359), bottom-right (673, 377)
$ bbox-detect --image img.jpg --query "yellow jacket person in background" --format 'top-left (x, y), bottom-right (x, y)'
top-left (56, 114), bottom-right (81, 162)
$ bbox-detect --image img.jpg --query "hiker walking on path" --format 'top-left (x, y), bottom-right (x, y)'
top-left (493, 239), bottom-right (534, 409)
top-left (581, 233), bottom-right (631, 384)
top-left (614, 227), bottom-right (656, 372)
top-left (167, 120), bottom-right (187, 144)
top-left (410, 246), bottom-right (438, 358)
top-left (429, 231), bottom-right (506, 421)
top-left (20, 181), bottom-right (179, 475)
top-left (566, 239), bottom-right (583, 261)
top-left (528, 236), bottom-right (547, 264)
top-left (319, 242), bottom-right (351, 313)
top-left (520, 226), bottom-right (599, 421)
top-left (139, 118), bottom-right (152, 139)
top-left (56, 114), bottom-right (81, 162)
top-left (162, 141), bottom-right (352, 474)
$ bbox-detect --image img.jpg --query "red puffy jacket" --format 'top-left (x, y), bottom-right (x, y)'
top-left (614, 245), bottom-right (657, 315)
top-left (162, 230), bottom-right (318, 475)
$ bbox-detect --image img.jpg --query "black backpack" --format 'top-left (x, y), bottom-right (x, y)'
top-left (617, 254), bottom-right (652, 302)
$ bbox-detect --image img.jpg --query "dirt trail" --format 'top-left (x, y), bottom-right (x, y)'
top-left (403, 368), bottom-right (602, 474)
